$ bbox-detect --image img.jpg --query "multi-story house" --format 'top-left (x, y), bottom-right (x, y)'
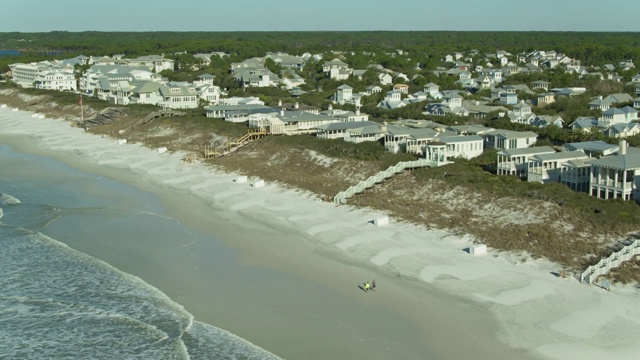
top-left (586, 140), bottom-right (640, 201)
top-left (10, 62), bottom-right (76, 89)
top-left (605, 123), bottom-right (640, 138)
top-left (527, 151), bottom-right (590, 183)
top-left (562, 140), bottom-right (619, 158)
top-left (34, 68), bottom-right (77, 91)
top-left (484, 129), bottom-right (538, 150)
top-left (314, 121), bottom-right (380, 141)
top-left (496, 146), bottom-right (556, 176)
top-left (158, 82), bottom-right (200, 110)
top-left (536, 92), bottom-right (555, 107)
top-left (437, 135), bottom-right (484, 160)
top-left (560, 159), bottom-right (592, 193)
top-left (377, 90), bottom-right (409, 109)
top-left (334, 84), bottom-right (353, 105)
top-left (600, 106), bottom-right (639, 125)
top-left (116, 55), bottom-right (174, 72)
top-left (322, 59), bottom-right (351, 80)
top-left (530, 80), bottom-right (551, 91)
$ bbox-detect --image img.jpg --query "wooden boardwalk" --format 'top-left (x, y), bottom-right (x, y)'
top-left (203, 129), bottom-right (268, 159)
top-left (333, 159), bottom-right (436, 204)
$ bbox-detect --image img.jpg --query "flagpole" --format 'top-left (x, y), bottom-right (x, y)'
top-left (79, 95), bottom-right (84, 122)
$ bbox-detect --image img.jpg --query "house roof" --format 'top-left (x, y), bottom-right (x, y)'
top-left (385, 124), bottom-right (437, 139)
top-left (535, 115), bottom-right (564, 124)
top-left (607, 123), bottom-right (640, 133)
top-left (485, 129), bottom-right (538, 139)
top-left (531, 150), bottom-right (587, 162)
top-left (448, 124), bottom-right (495, 134)
top-left (315, 120), bottom-right (379, 131)
top-left (132, 81), bottom-right (163, 93)
top-left (346, 125), bottom-right (386, 136)
top-left (570, 117), bottom-right (599, 129)
top-left (204, 104), bottom-right (274, 112)
top-left (497, 146), bottom-right (556, 157)
top-left (564, 159), bottom-right (591, 168)
top-left (589, 97), bottom-right (612, 106)
top-left (586, 152), bottom-right (640, 170)
top-left (602, 107), bottom-right (627, 116)
top-left (604, 93), bottom-right (633, 103)
top-left (324, 59), bottom-right (348, 66)
top-left (563, 140), bottom-right (618, 153)
top-left (280, 111), bottom-right (337, 123)
top-left (377, 99), bottom-right (407, 109)
top-left (530, 80), bottom-right (551, 85)
top-left (392, 119), bottom-right (447, 130)
top-left (463, 101), bottom-right (508, 114)
top-left (437, 135), bottom-right (484, 143)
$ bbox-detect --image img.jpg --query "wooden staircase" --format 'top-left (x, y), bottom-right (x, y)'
top-left (203, 129), bottom-right (268, 159)
top-left (333, 159), bottom-right (435, 204)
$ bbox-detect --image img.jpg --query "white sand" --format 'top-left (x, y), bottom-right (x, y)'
top-left (2, 107), bottom-right (640, 359)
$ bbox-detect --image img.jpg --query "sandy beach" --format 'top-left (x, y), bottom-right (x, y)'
top-left (2, 107), bottom-right (640, 359)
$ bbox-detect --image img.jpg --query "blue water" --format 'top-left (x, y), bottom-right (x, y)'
top-left (0, 144), bottom-right (280, 359)
top-left (0, 49), bottom-right (20, 56)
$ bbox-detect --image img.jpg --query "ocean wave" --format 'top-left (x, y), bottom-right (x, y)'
top-left (0, 202), bottom-right (61, 231)
top-left (0, 225), bottom-right (279, 359)
top-left (0, 192), bottom-right (21, 204)
top-left (183, 321), bottom-right (282, 360)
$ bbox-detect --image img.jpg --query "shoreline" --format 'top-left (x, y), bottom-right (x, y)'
top-left (2, 108), bottom-right (640, 359)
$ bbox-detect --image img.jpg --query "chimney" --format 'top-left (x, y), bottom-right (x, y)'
top-left (280, 109), bottom-right (284, 117)
top-left (620, 139), bottom-right (627, 155)
top-left (328, 104), bottom-right (333, 111)
top-left (295, 102), bottom-right (299, 109)
top-left (278, 99), bottom-right (282, 107)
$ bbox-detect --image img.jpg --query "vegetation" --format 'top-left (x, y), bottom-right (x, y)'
top-left (3, 31), bottom-right (640, 282)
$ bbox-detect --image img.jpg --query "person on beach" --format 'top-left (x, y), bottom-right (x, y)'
top-left (371, 279), bottom-right (376, 291)
top-left (364, 282), bottom-right (370, 292)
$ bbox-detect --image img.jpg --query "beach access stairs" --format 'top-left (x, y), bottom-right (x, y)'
top-left (579, 239), bottom-right (640, 284)
top-left (333, 158), bottom-right (435, 204)
top-left (203, 129), bottom-right (268, 159)
top-left (133, 110), bottom-right (185, 127)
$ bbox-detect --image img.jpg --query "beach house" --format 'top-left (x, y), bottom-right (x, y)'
top-left (585, 140), bottom-right (640, 201)
top-left (496, 146), bottom-right (556, 177)
top-left (527, 151), bottom-right (590, 184)
top-left (484, 129), bottom-right (538, 150)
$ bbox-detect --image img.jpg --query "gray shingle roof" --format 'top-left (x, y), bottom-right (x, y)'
top-left (531, 150), bottom-right (587, 162)
top-left (586, 152), bottom-right (640, 170)
top-left (497, 146), bottom-right (555, 157)
top-left (315, 121), bottom-right (379, 131)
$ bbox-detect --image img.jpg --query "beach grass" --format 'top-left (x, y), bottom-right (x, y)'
top-left (2, 86), bottom-right (640, 283)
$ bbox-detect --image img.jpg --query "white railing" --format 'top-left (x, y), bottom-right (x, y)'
top-left (334, 159), bottom-right (433, 204)
top-left (579, 239), bottom-right (640, 284)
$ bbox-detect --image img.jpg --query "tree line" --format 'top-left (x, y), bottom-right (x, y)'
top-left (2, 31), bottom-right (640, 73)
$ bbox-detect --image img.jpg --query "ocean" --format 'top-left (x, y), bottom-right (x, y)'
top-left (0, 144), bottom-right (280, 359)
